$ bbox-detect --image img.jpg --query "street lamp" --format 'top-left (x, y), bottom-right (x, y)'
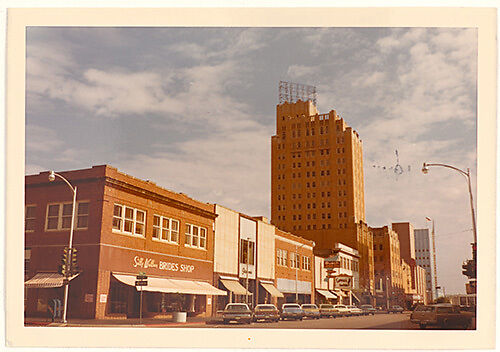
top-left (421, 162), bottom-right (477, 276)
top-left (48, 170), bottom-right (77, 323)
top-left (295, 243), bottom-right (306, 303)
top-left (425, 217), bottom-right (439, 302)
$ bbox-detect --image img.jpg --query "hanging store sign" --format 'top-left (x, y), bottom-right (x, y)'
top-left (334, 275), bottom-right (352, 289)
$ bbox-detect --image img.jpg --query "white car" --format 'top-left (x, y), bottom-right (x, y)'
top-left (332, 304), bottom-right (351, 317)
top-left (347, 305), bottom-right (363, 316)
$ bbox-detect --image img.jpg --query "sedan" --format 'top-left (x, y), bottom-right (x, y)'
top-left (253, 304), bottom-right (280, 322)
top-left (332, 304), bottom-right (351, 317)
top-left (281, 303), bottom-right (304, 321)
top-left (347, 305), bottom-right (363, 316)
top-left (360, 304), bottom-right (376, 315)
top-left (301, 304), bottom-right (321, 319)
top-left (389, 305), bottom-right (404, 314)
top-left (319, 304), bottom-right (337, 318)
top-left (222, 303), bottom-right (252, 324)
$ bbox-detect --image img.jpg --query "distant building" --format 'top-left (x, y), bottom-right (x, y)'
top-left (414, 228), bottom-right (437, 302)
top-left (271, 99), bottom-right (374, 303)
top-left (392, 222), bottom-right (427, 306)
top-left (370, 226), bottom-right (405, 308)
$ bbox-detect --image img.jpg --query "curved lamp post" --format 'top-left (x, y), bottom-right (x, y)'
top-left (421, 163), bottom-right (477, 274)
top-left (48, 171), bottom-right (77, 323)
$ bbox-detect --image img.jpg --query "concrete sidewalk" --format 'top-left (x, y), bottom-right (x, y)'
top-left (25, 315), bottom-right (222, 327)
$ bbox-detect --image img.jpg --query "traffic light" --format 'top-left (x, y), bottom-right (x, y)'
top-left (59, 247), bottom-right (70, 276)
top-left (70, 247), bottom-right (79, 275)
top-left (462, 259), bottom-right (476, 279)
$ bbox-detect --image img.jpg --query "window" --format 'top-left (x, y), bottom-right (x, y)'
top-left (302, 256), bottom-right (311, 271)
top-left (25, 205), bottom-right (36, 232)
top-left (277, 249), bottom-right (288, 266)
top-left (185, 224), bottom-right (207, 249)
top-left (153, 215), bottom-right (180, 243)
top-left (240, 239), bottom-right (255, 265)
top-left (112, 204), bottom-right (145, 236)
top-left (290, 252), bottom-right (300, 269)
top-left (46, 201), bottom-right (90, 231)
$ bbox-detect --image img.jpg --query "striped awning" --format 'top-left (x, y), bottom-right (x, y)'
top-left (316, 289), bottom-right (337, 299)
top-left (112, 273), bottom-right (226, 296)
top-left (25, 272), bottom-right (80, 288)
top-left (260, 282), bottom-right (284, 298)
top-left (220, 279), bottom-right (250, 296)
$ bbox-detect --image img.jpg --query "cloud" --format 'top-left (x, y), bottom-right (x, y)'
top-left (25, 125), bottom-right (63, 153)
top-left (287, 65), bottom-right (318, 80)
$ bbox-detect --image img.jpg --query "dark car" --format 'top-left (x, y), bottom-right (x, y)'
top-left (281, 303), bottom-right (304, 321)
top-left (389, 305), bottom-right (404, 314)
top-left (301, 304), bottom-right (321, 319)
top-left (410, 304), bottom-right (472, 329)
top-left (222, 303), bottom-right (252, 324)
top-left (253, 304), bottom-right (280, 322)
top-left (360, 304), bottom-right (376, 315)
top-left (319, 304), bottom-right (336, 318)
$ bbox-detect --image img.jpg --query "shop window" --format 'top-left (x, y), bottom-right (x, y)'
top-left (112, 204), bottom-right (145, 236)
top-left (153, 215), bottom-right (180, 243)
top-left (25, 205), bottom-right (36, 232)
top-left (45, 201), bottom-right (90, 231)
top-left (185, 224), bottom-right (207, 249)
top-left (109, 281), bottom-right (128, 314)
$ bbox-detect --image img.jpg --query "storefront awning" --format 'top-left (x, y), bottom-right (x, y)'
top-left (112, 273), bottom-right (226, 296)
top-left (316, 289), bottom-right (337, 299)
top-left (261, 282), bottom-right (284, 298)
top-left (351, 292), bottom-right (360, 302)
top-left (25, 272), bottom-right (80, 288)
top-left (220, 279), bottom-right (250, 296)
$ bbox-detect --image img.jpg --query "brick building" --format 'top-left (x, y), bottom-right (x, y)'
top-left (274, 228), bottom-right (315, 305)
top-left (270, 99), bottom-right (374, 302)
top-left (24, 165), bottom-right (225, 319)
top-left (391, 222), bottom-right (427, 306)
top-left (370, 226), bottom-right (405, 308)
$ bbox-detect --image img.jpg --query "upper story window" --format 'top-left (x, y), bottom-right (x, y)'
top-left (112, 204), bottom-right (145, 236)
top-left (277, 248), bottom-right (288, 266)
top-left (290, 252), bottom-right (300, 269)
top-left (46, 201), bottom-right (89, 231)
top-left (302, 256), bottom-right (311, 271)
top-left (25, 205), bottom-right (36, 232)
top-left (185, 223), bottom-right (207, 249)
top-left (240, 238), bottom-right (255, 265)
top-left (153, 215), bottom-right (179, 243)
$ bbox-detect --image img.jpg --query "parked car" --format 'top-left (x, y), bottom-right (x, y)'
top-left (332, 304), bottom-right (351, 317)
top-left (222, 303), bottom-right (252, 324)
top-left (252, 304), bottom-right (280, 322)
top-left (319, 304), bottom-right (337, 318)
top-left (347, 305), bottom-right (363, 316)
top-left (389, 305), bottom-right (404, 314)
top-left (360, 304), bottom-right (376, 315)
top-left (301, 304), bottom-right (321, 319)
top-left (410, 304), bottom-right (472, 329)
top-left (280, 303), bottom-right (304, 321)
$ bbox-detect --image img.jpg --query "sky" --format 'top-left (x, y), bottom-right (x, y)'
top-left (25, 27), bottom-right (477, 294)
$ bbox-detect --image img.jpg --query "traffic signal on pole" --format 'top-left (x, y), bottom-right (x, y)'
top-left (70, 247), bottom-right (79, 275)
top-left (462, 259), bottom-right (476, 279)
top-left (59, 247), bottom-right (70, 276)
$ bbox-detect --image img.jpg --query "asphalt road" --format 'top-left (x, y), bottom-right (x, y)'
top-left (202, 312), bottom-right (475, 330)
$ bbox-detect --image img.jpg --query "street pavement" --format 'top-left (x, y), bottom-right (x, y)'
top-left (25, 312), bottom-right (476, 329)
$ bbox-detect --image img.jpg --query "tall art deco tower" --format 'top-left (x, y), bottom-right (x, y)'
top-left (271, 81), bottom-right (374, 296)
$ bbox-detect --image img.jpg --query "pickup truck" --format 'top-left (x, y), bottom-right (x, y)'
top-left (410, 303), bottom-right (472, 329)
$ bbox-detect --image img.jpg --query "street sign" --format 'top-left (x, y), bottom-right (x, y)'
top-left (135, 280), bottom-right (148, 286)
top-left (136, 274), bottom-right (148, 280)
